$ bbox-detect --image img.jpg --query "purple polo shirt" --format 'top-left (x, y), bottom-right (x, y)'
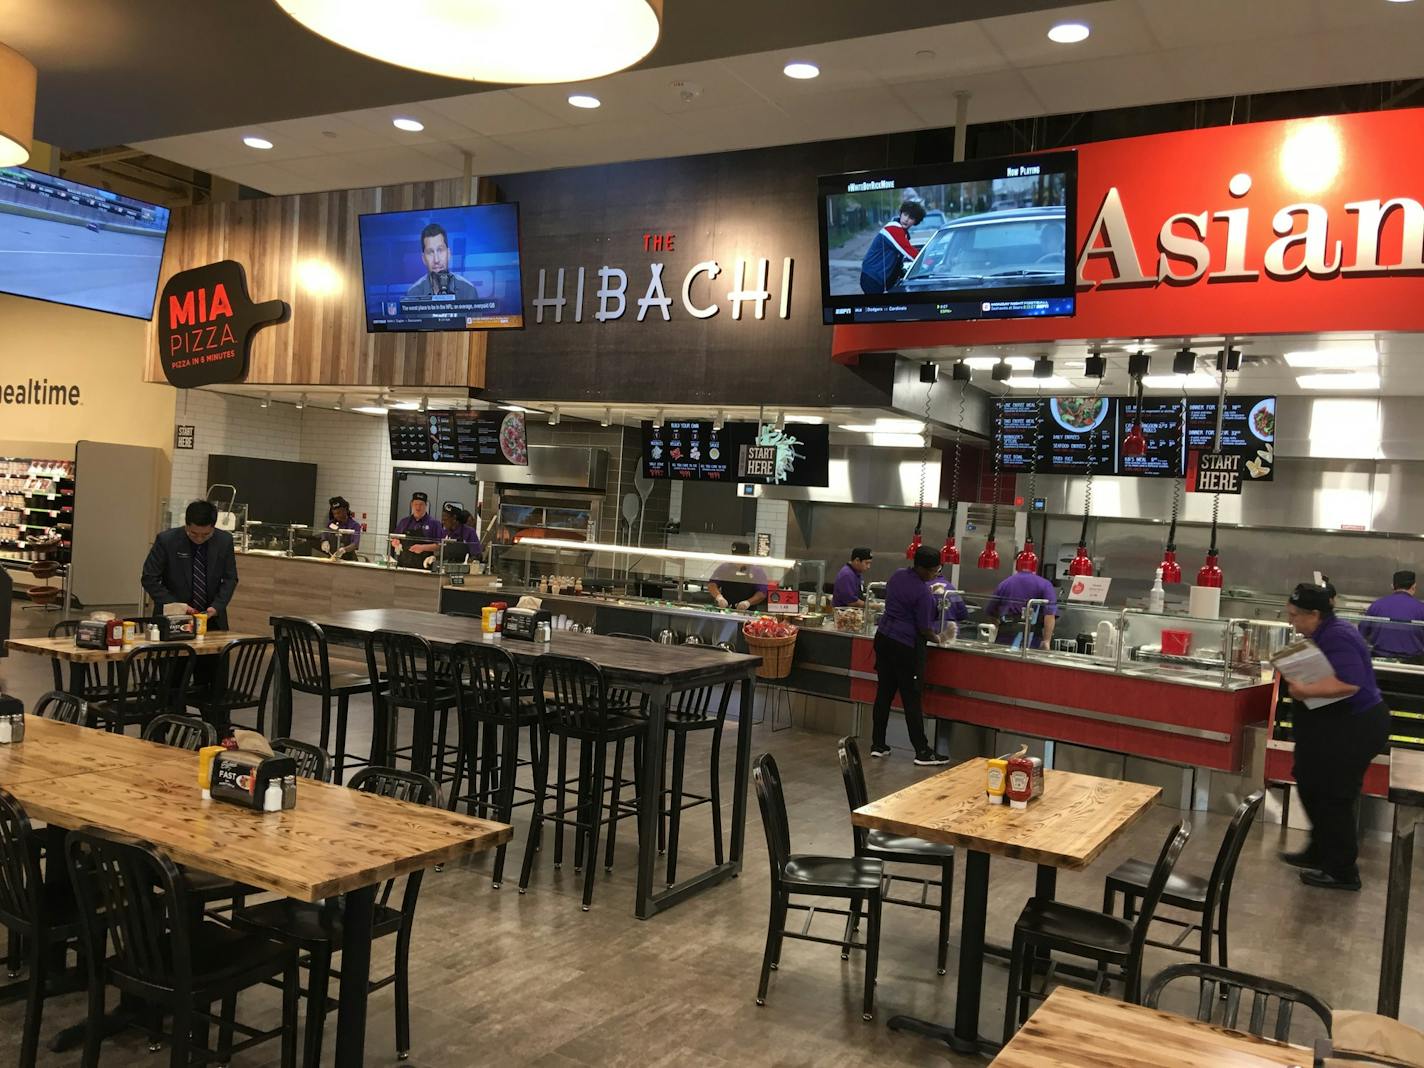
top-left (1360, 590), bottom-right (1424, 658)
top-left (1312, 614), bottom-right (1383, 711)
top-left (986, 569), bottom-right (1058, 647)
top-left (929, 578), bottom-right (970, 623)
top-left (321, 515), bottom-right (361, 553)
top-left (396, 513), bottom-right (443, 543)
top-left (446, 523), bottom-right (482, 557)
top-left (832, 563), bottom-right (865, 607)
top-left (876, 567), bottom-right (934, 648)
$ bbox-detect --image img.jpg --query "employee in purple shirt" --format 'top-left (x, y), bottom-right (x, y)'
top-left (831, 547), bottom-right (873, 608)
top-left (869, 546), bottom-right (952, 766)
top-left (1280, 582), bottom-right (1391, 891)
top-left (319, 496), bottom-right (362, 559)
top-left (435, 504), bottom-right (482, 562)
top-left (929, 575), bottom-right (971, 631)
top-left (708, 541), bottom-right (769, 610)
top-left (390, 491), bottom-right (443, 560)
top-left (985, 558), bottom-right (1058, 649)
top-left (1360, 569), bottom-right (1424, 662)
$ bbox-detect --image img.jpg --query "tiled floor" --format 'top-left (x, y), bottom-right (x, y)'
top-left (1, 608), bottom-right (1421, 1066)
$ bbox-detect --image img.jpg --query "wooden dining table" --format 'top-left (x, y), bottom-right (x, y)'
top-left (292, 607), bottom-right (762, 920)
top-left (0, 715), bottom-right (511, 1067)
top-left (853, 757), bottom-right (1160, 1054)
top-left (990, 987), bottom-right (1310, 1067)
top-left (5, 631), bottom-right (265, 697)
top-left (1379, 746), bottom-right (1424, 1017)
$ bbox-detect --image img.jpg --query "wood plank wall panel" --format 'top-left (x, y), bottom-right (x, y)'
top-left (145, 179), bottom-right (492, 389)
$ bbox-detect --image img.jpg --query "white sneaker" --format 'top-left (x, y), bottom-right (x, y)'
top-left (869, 745), bottom-right (892, 758)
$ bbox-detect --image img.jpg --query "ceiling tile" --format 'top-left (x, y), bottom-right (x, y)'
top-left (979, 0), bottom-right (1159, 67)
top-left (1019, 52), bottom-right (1191, 114)
top-left (422, 92), bottom-right (570, 137)
top-left (890, 68), bottom-right (1046, 128)
top-left (1134, 0), bottom-right (1321, 50)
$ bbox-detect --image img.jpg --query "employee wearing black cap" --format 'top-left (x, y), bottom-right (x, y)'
top-left (1361, 569), bottom-right (1424, 662)
top-left (389, 491), bottom-right (443, 562)
top-left (869, 545), bottom-right (952, 766)
top-left (1280, 581), bottom-right (1391, 891)
top-left (319, 496), bottom-right (361, 559)
top-left (832, 547), bottom-right (873, 608)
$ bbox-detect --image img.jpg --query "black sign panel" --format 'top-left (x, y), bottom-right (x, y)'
top-left (387, 410), bottom-right (528, 465)
top-left (1189, 450), bottom-right (1244, 494)
top-left (994, 396), bottom-right (1117, 475)
top-left (1186, 396), bottom-right (1275, 481)
top-left (157, 260), bottom-right (288, 388)
top-left (642, 420), bottom-right (829, 486)
top-left (1118, 398), bottom-right (1183, 478)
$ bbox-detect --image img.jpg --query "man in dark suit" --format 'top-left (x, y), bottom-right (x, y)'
top-left (141, 499), bottom-right (239, 630)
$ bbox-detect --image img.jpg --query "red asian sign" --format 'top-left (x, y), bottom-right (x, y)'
top-left (832, 108), bottom-right (1424, 361)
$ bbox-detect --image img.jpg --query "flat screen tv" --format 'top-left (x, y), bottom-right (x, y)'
top-left (358, 202), bottom-right (524, 332)
top-left (0, 166), bottom-right (170, 319)
top-left (817, 151), bottom-right (1077, 325)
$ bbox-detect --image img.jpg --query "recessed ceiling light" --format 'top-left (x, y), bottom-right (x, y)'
top-left (568, 93), bottom-right (602, 109)
top-left (1296, 371), bottom-right (1381, 391)
top-left (1047, 21), bottom-right (1091, 43)
top-left (273, 0), bottom-right (661, 83)
top-left (392, 117), bottom-right (424, 132)
top-left (242, 136), bottom-right (273, 150)
top-left (1284, 348), bottom-right (1378, 369)
top-left (783, 61), bottom-right (820, 79)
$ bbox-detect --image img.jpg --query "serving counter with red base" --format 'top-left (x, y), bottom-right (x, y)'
top-left (848, 638), bottom-right (1277, 773)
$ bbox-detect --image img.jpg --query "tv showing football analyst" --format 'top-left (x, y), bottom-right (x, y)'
top-left (359, 202), bottom-right (524, 332)
top-left (0, 166), bottom-right (170, 319)
top-left (817, 151), bottom-right (1076, 325)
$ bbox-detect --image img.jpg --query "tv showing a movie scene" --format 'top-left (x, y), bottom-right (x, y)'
top-left (358, 202), bottom-right (524, 332)
top-left (817, 151), bottom-right (1076, 326)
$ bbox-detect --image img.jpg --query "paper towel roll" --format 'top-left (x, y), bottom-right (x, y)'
top-left (1188, 585), bottom-right (1221, 619)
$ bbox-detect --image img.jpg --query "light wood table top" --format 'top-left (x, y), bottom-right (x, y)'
top-left (852, 758), bottom-right (1160, 869)
top-left (0, 719), bottom-right (511, 901)
top-left (6, 632), bottom-right (264, 664)
top-left (1389, 747), bottom-right (1424, 807)
top-left (991, 988), bottom-right (1310, 1067)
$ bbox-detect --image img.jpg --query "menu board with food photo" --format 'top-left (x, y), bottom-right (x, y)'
top-left (1118, 398), bottom-right (1185, 478)
top-left (1186, 396), bottom-right (1275, 482)
top-left (995, 396), bottom-right (1116, 475)
top-left (643, 421), bottom-right (829, 487)
top-left (387, 409), bottom-right (528, 465)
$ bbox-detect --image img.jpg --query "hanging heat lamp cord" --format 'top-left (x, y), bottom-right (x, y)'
top-left (1067, 377), bottom-right (1103, 577)
top-left (906, 378), bottom-right (935, 558)
top-left (1015, 392), bottom-right (1041, 572)
top-left (941, 380), bottom-right (966, 565)
top-left (1159, 386), bottom-right (1186, 583)
top-left (979, 402), bottom-right (1004, 569)
top-left (1197, 363), bottom-right (1227, 588)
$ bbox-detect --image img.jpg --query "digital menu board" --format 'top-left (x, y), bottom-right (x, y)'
top-left (387, 410), bottom-right (528, 465)
top-left (992, 395), bottom-right (1275, 480)
top-left (642, 420), bottom-right (830, 487)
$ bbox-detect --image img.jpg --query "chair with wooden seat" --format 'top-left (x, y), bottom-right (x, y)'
top-left (46, 620), bottom-right (120, 702)
top-left (1003, 821), bottom-right (1191, 1043)
top-left (1145, 962), bottom-right (1331, 1046)
top-left (195, 637), bottom-right (276, 734)
top-left (837, 735), bottom-right (954, 974)
top-left (232, 767), bottom-right (439, 1066)
top-left (270, 737), bottom-right (333, 783)
top-left (33, 690), bottom-right (93, 727)
top-left (1103, 789), bottom-right (1264, 969)
top-left (90, 645), bottom-right (196, 736)
top-left (272, 617), bottom-right (375, 784)
top-left (65, 826), bottom-right (300, 1068)
top-left (754, 752), bottom-right (884, 1021)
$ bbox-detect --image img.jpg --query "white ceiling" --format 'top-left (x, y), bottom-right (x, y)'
top-left (132, 0), bottom-right (1424, 195)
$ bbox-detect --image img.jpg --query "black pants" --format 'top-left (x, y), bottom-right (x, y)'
top-left (1292, 698), bottom-right (1391, 878)
top-left (871, 632), bottom-right (930, 753)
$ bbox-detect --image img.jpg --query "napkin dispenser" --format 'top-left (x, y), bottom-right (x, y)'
top-left (503, 606), bottom-right (550, 641)
top-left (209, 751), bottom-right (298, 810)
top-left (156, 614), bottom-right (198, 642)
top-left (74, 619), bottom-right (111, 649)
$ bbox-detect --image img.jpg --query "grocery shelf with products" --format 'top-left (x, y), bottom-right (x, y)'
top-left (0, 457), bottom-right (75, 567)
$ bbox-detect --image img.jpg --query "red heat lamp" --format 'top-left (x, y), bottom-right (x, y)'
top-left (1067, 545), bottom-right (1094, 577)
top-left (905, 530), bottom-right (922, 560)
top-left (1122, 422), bottom-right (1147, 457)
top-left (1159, 549), bottom-right (1182, 584)
top-left (940, 535), bottom-right (960, 565)
top-left (1014, 538), bottom-right (1039, 573)
top-left (1197, 549), bottom-right (1223, 588)
top-left (978, 537), bottom-right (1000, 570)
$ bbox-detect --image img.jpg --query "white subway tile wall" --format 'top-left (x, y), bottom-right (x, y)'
top-left (168, 391), bottom-right (302, 522)
top-left (300, 406), bottom-right (393, 534)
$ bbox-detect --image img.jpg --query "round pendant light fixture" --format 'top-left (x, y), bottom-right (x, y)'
top-left (274, 0), bottom-right (663, 84)
top-left (0, 42), bottom-right (37, 167)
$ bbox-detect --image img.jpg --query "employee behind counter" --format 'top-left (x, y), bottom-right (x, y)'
top-left (1360, 568), bottom-right (1424, 662)
top-left (707, 540), bottom-right (769, 610)
top-left (985, 555), bottom-right (1059, 649)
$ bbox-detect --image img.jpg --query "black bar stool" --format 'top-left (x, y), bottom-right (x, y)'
top-left (47, 619), bottom-right (119, 701)
top-left (273, 617), bottom-right (374, 783)
top-left (90, 644), bottom-right (196, 735)
top-left (194, 637), bottom-right (276, 734)
top-left (363, 630), bottom-right (460, 787)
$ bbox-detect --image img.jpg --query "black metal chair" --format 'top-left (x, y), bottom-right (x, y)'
top-left (658, 679), bottom-right (734, 886)
top-left (273, 617), bottom-right (375, 783)
top-left (364, 630), bottom-right (459, 789)
top-left (1145, 962), bottom-right (1332, 1045)
top-left (754, 752), bottom-right (883, 1021)
top-left (46, 619), bottom-right (119, 701)
top-left (518, 655), bottom-right (648, 911)
top-left (33, 690), bottom-right (93, 727)
top-left (448, 642), bottom-right (540, 888)
top-left (0, 788), bottom-right (84, 1068)
top-left (195, 637), bottom-right (276, 734)
top-left (90, 644), bottom-right (196, 735)
top-left (232, 767), bottom-right (439, 1066)
top-left (1003, 821), bottom-right (1191, 1043)
top-left (65, 826), bottom-right (299, 1068)
top-left (837, 735), bottom-right (954, 974)
top-left (271, 737), bottom-right (333, 783)
top-left (1104, 790), bottom-right (1265, 968)
top-left (141, 713), bottom-right (218, 750)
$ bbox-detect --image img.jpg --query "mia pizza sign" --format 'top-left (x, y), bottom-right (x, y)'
top-left (157, 260), bottom-right (288, 388)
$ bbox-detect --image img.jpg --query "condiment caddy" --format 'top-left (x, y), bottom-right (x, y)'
top-left (986, 745), bottom-right (1044, 809)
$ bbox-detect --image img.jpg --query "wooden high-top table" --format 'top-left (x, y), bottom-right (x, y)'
top-left (0, 716), bottom-right (511, 1067)
top-left (6, 631), bottom-right (264, 698)
top-left (289, 608), bottom-right (762, 920)
top-left (853, 758), bottom-right (1160, 1055)
top-left (990, 987), bottom-right (1309, 1067)
top-left (1379, 747), bottom-right (1424, 1017)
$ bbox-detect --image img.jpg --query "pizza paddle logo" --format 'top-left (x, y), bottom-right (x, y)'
top-left (158, 260), bottom-right (288, 388)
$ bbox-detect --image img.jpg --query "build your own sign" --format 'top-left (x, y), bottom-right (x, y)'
top-left (157, 260), bottom-right (288, 388)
